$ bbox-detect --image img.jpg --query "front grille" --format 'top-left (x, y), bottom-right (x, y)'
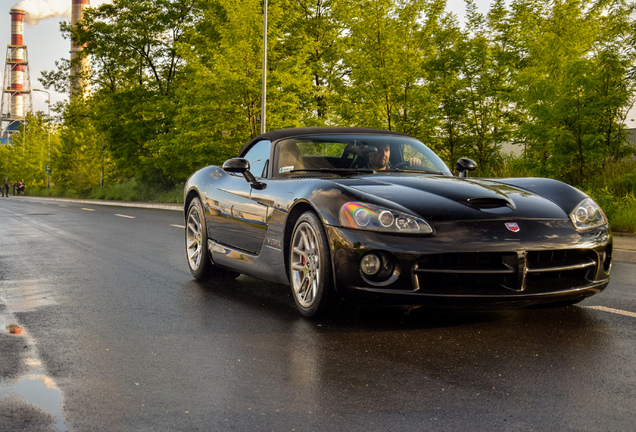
top-left (414, 249), bottom-right (598, 295)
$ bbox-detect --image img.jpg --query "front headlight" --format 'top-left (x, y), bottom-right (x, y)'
top-left (339, 202), bottom-right (433, 234)
top-left (569, 198), bottom-right (608, 231)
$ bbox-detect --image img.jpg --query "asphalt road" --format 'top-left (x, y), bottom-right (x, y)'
top-left (1, 197), bottom-right (635, 431)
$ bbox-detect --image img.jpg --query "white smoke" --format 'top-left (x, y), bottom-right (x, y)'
top-left (13, 0), bottom-right (111, 26)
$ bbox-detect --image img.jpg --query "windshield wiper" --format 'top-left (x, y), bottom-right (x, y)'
top-left (388, 168), bottom-right (444, 174)
top-left (290, 168), bottom-right (375, 175)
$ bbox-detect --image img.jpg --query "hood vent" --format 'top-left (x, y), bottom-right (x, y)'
top-left (466, 197), bottom-right (515, 210)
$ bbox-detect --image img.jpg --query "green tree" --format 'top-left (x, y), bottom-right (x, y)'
top-left (163, 0), bottom-right (347, 178)
top-left (162, 0), bottom-right (268, 177)
top-left (33, 0), bottom-right (636, 195)
top-left (511, 0), bottom-right (635, 184)
top-left (54, 100), bottom-right (109, 193)
top-left (427, 11), bottom-right (468, 164)
top-left (337, 0), bottom-right (444, 136)
top-left (71, 0), bottom-right (195, 185)
top-left (2, 114), bottom-right (53, 189)
top-left (292, 0), bottom-right (348, 122)
top-left (459, 0), bottom-right (518, 169)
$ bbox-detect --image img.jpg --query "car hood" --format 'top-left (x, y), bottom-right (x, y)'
top-left (333, 175), bottom-right (569, 222)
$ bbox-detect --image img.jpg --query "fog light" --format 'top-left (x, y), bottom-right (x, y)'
top-left (359, 252), bottom-right (400, 286)
top-left (360, 253), bottom-right (381, 275)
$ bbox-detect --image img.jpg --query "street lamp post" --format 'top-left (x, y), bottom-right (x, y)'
top-left (261, 0), bottom-right (267, 134)
top-left (32, 89), bottom-right (51, 189)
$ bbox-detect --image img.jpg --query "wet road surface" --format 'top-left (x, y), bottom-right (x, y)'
top-left (1, 197), bottom-right (635, 431)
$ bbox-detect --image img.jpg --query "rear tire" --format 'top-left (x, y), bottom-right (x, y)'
top-left (186, 197), bottom-right (239, 280)
top-left (289, 211), bottom-right (336, 318)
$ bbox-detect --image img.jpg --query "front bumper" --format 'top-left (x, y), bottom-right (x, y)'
top-left (326, 219), bottom-right (612, 307)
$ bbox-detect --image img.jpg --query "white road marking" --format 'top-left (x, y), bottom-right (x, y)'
top-left (585, 306), bottom-right (636, 319)
top-left (171, 224), bottom-right (185, 229)
top-left (115, 214), bottom-right (136, 219)
top-left (81, 208), bottom-right (95, 212)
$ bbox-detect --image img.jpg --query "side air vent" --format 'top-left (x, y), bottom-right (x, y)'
top-left (466, 197), bottom-right (514, 210)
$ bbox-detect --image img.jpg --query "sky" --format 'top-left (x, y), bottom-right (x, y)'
top-left (1, 0), bottom-right (633, 122)
top-left (0, 0), bottom-right (111, 112)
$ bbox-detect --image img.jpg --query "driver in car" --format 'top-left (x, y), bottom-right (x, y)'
top-left (368, 143), bottom-right (422, 170)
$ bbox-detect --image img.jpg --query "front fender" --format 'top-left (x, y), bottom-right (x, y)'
top-left (490, 177), bottom-right (589, 215)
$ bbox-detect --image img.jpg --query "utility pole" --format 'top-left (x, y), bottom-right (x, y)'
top-left (260, 0), bottom-right (267, 135)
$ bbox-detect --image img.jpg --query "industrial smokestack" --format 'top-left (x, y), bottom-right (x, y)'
top-left (70, 0), bottom-right (90, 98)
top-left (11, 8), bottom-right (24, 46)
top-left (10, 9), bottom-right (26, 118)
top-left (1, 8), bottom-right (33, 135)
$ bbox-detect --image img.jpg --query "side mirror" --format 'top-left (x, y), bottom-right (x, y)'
top-left (456, 158), bottom-right (477, 178)
top-left (222, 158), bottom-right (265, 189)
top-left (222, 158), bottom-right (250, 173)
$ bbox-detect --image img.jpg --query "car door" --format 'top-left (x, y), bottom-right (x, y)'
top-left (206, 140), bottom-right (272, 254)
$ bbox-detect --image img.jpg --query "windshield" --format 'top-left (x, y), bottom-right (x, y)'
top-left (273, 134), bottom-right (452, 177)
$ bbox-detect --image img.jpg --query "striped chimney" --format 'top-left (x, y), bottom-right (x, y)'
top-left (9, 9), bottom-right (26, 118)
top-left (70, 0), bottom-right (90, 98)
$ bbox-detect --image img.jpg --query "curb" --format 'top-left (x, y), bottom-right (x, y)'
top-left (13, 196), bottom-right (182, 212)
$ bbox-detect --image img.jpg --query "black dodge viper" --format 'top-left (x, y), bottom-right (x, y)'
top-left (184, 127), bottom-right (612, 317)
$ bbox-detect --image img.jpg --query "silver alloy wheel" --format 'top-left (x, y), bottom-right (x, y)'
top-left (291, 221), bottom-right (321, 308)
top-left (186, 205), bottom-right (204, 271)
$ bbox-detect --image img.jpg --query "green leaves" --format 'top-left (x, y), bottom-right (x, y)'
top-left (19, 0), bottom-right (636, 193)
top-left (511, 0), bottom-right (636, 184)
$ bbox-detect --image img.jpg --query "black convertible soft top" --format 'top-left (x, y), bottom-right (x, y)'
top-left (239, 127), bottom-right (409, 155)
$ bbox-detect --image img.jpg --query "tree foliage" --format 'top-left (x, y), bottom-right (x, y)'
top-left (11, 0), bottom-right (634, 193)
top-left (1, 114), bottom-right (57, 190)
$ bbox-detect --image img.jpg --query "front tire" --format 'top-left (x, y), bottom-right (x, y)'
top-left (289, 211), bottom-right (336, 318)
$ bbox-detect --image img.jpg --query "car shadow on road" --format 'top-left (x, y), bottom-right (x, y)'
top-left (189, 274), bottom-right (604, 332)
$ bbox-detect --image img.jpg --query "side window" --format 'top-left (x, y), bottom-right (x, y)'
top-left (243, 140), bottom-right (271, 178)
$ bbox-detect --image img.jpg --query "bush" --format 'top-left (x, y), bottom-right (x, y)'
top-left (27, 180), bottom-right (183, 204)
top-left (87, 180), bottom-right (184, 203)
top-left (26, 185), bottom-right (82, 198)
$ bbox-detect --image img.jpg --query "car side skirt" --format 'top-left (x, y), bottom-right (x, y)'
top-left (208, 239), bottom-right (289, 285)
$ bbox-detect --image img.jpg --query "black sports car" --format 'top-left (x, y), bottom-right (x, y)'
top-left (184, 127), bottom-right (612, 317)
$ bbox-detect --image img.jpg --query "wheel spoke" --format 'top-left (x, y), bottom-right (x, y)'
top-left (188, 248), bottom-right (200, 267)
top-left (187, 221), bottom-right (199, 234)
top-left (303, 274), bottom-right (314, 302)
top-left (298, 273), bottom-right (312, 302)
top-left (301, 230), bottom-right (313, 253)
top-left (291, 262), bottom-right (305, 272)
